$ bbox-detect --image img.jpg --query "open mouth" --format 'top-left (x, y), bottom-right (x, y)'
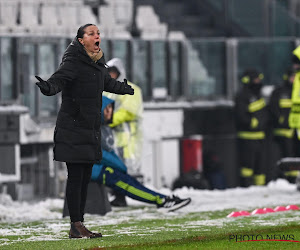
top-left (95, 41), bottom-right (100, 47)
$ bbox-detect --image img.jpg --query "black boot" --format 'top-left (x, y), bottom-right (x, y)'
top-left (110, 192), bottom-right (127, 207)
top-left (240, 177), bottom-right (253, 187)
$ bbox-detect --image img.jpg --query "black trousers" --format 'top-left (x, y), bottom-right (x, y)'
top-left (238, 139), bottom-right (267, 186)
top-left (238, 139), bottom-right (266, 174)
top-left (66, 163), bottom-right (93, 222)
top-left (274, 135), bottom-right (300, 182)
top-left (275, 135), bottom-right (300, 158)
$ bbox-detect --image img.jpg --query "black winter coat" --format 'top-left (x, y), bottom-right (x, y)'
top-left (42, 37), bottom-right (128, 163)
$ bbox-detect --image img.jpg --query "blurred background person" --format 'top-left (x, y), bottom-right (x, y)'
top-left (290, 45), bottom-right (300, 128)
top-left (269, 68), bottom-right (299, 183)
top-left (235, 69), bottom-right (269, 187)
top-left (289, 45), bottom-right (300, 190)
top-left (292, 46), bottom-right (300, 72)
top-left (91, 96), bottom-right (191, 212)
top-left (104, 58), bottom-right (144, 206)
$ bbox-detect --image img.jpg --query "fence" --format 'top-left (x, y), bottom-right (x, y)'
top-left (0, 36), bottom-right (298, 116)
top-left (0, 35), bottom-right (296, 197)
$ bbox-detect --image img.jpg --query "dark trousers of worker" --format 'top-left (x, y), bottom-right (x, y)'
top-left (275, 136), bottom-right (297, 157)
top-left (275, 136), bottom-right (300, 183)
top-left (99, 166), bottom-right (166, 205)
top-left (66, 163), bottom-right (93, 222)
top-left (238, 139), bottom-right (266, 187)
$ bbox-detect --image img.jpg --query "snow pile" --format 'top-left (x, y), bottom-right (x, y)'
top-left (128, 179), bottom-right (300, 213)
top-left (0, 195), bottom-right (63, 222)
top-left (0, 179), bottom-right (298, 223)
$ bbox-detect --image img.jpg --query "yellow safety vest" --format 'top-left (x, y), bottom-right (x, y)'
top-left (289, 46), bottom-right (300, 128)
top-left (104, 81), bottom-right (143, 164)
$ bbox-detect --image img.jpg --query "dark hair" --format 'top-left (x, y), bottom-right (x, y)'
top-left (284, 67), bottom-right (295, 79)
top-left (77, 24), bottom-right (96, 38)
top-left (242, 68), bottom-right (260, 79)
top-left (108, 66), bottom-right (120, 77)
top-left (292, 54), bottom-right (300, 65)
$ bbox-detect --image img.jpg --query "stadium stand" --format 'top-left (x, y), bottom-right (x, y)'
top-left (133, 0), bottom-right (230, 38)
top-left (0, 0), bottom-right (133, 38)
top-left (19, 0), bottom-right (39, 33)
top-left (0, 0), bottom-right (19, 35)
top-left (98, 3), bottom-right (132, 39)
top-left (136, 5), bottom-right (168, 39)
top-left (0, 0), bottom-right (299, 38)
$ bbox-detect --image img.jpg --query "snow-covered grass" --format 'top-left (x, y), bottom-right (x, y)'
top-left (0, 179), bottom-right (299, 249)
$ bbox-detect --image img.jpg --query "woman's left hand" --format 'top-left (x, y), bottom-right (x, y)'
top-left (123, 79), bottom-right (134, 95)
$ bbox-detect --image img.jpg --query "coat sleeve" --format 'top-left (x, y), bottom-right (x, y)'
top-left (44, 58), bottom-right (78, 96)
top-left (235, 93), bottom-right (252, 129)
top-left (268, 89), bottom-right (280, 123)
top-left (103, 71), bottom-right (126, 94)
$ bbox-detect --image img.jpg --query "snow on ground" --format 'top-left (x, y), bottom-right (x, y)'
top-left (0, 179), bottom-right (299, 246)
top-left (0, 179), bottom-right (299, 223)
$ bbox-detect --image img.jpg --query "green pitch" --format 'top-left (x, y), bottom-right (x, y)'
top-left (1, 205), bottom-right (300, 249)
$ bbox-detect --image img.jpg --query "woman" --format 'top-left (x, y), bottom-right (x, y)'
top-left (35, 24), bottom-right (134, 239)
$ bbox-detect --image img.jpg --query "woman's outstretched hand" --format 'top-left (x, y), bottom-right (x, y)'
top-left (35, 75), bottom-right (50, 93)
top-left (123, 79), bottom-right (134, 95)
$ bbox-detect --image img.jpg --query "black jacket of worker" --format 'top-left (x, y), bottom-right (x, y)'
top-left (235, 84), bottom-right (269, 136)
top-left (269, 80), bottom-right (293, 132)
top-left (268, 74), bottom-right (300, 182)
top-left (234, 71), bottom-right (269, 186)
top-left (39, 37), bottom-right (128, 163)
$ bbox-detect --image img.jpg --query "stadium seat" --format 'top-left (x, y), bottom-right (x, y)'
top-left (0, 0), bottom-right (19, 34)
top-left (18, 0), bottom-right (40, 35)
top-left (136, 6), bottom-right (160, 29)
top-left (136, 5), bottom-right (168, 40)
top-left (168, 31), bottom-right (187, 41)
top-left (99, 5), bottom-right (132, 39)
top-left (109, 25), bottom-right (132, 39)
top-left (58, 0), bottom-right (82, 37)
top-left (79, 5), bottom-right (99, 26)
top-left (111, 0), bottom-right (133, 28)
top-left (39, 0), bottom-right (64, 36)
top-left (99, 6), bottom-right (117, 26)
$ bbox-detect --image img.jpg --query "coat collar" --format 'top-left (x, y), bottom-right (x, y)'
top-left (66, 37), bottom-right (107, 71)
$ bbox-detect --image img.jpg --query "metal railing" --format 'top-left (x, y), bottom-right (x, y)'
top-left (0, 36), bottom-right (298, 118)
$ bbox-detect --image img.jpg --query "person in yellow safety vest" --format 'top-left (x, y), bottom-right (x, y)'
top-left (269, 68), bottom-right (299, 183)
top-left (234, 69), bottom-right (269, 187)
top-left (289, 46), bottom-right (300, 128)
top-left (104, 58), bottom-right (144, 206)
top-left (287, 46), bottom-right (300, 187)
top-left (105, 58), bottom-right (143, 174)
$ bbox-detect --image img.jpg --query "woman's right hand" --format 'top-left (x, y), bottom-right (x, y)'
top-left (35, 75), bottom-right (50, 93)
